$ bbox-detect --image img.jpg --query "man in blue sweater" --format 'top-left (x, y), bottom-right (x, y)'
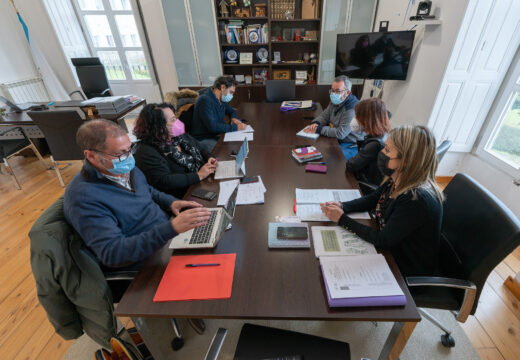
top-left (191, 76), bottom-right (247, 152)
top-left (303, 75), bottom-right (364, 159)
top-left (64, 119), bottom-right (211, 270)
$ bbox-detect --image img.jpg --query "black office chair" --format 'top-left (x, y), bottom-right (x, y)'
top-left (406, 173), bottom-right (520, 347)
top-left (436, 139), bottom-right (452, 163)
top-left (71, 57), bottom-right (113, 99)
top-left (178, 104), bottom-right (195, 135)
top-left (0, 126), bottom-right (49, 189)
top-left (28, 110), bottom-right (86, 187)
top-left (266, 80), bottom-right (296, 102)
top-left (204, 323), bottom-right (351, 360)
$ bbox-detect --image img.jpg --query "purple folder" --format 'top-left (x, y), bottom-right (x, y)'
top-left (320, 264), bottom-right (407, 308)
top-left (305, 164), bottom-right (327, 173)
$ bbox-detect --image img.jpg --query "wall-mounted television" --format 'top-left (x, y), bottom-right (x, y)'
top-left (335, 31), bottom-right (416, 80)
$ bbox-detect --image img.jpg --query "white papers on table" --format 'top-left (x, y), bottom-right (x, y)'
top-left (320, 255), bottom-right (404, 299)
top-left (294, 189), bottom-right (370, 220)
top-left (311, 226), bottom-right (376, 257)
top-left (281, 100), bottom-right (313, 109)
top-left (296, 128), bottom-right (319, 140)
top-left (274, 215), bottom-right (301, 223)
top-left (217, 177), bottom-right (266, 206)
top-left (235, 125), bottom-right (254, 133)
top-left (224, 132), bottom-right (253, 142)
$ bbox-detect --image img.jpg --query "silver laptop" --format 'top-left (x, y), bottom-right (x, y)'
top-left (214, 138), bottom-right (248, 179)
top-left (169, 185), bottom-right (238, 249)
top-left (0, 96), bottom-right (39, 112)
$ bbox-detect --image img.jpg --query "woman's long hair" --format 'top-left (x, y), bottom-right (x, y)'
top-left (355, 98), bottom-right (390, 137)
top-left (389, 125), bottom-right (444, 203)
top-left (133, 103), bottom-right (174, 146)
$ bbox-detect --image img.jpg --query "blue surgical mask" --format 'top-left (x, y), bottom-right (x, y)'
top-left (222, 92), bottom-right (233, 103)
top-left (330, 92), bottom-right (343, 105)
top-left (108, 154), bottom-right (135, 175)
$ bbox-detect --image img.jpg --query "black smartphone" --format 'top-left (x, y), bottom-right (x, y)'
top-left (240, 176), bottom-right (259, 184)
top-left (241, 118), bottom-right (248, 123)
top-left (277, 227), bottom-right (308, 240)
top-left (191, 188), bottom-right (217, 201)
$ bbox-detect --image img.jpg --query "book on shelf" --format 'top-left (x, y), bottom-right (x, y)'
top-left (223, 21), bottom-right (268, 45)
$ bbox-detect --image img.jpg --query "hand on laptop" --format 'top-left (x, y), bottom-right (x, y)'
top-left (198, 159), bottom-right (218, 180)
top-left (171, 200), bottom-right (203, 215)
top-left (171, 207), bottom-right (211, 234)
top-left (304, 123), bottom-right (318, 133)
top-left (232, 118), bottom-right (247, 131)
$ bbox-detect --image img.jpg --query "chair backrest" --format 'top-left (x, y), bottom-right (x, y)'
top-left (71, 57), bottom-right (111, 99)
top-left (266, 80), bottom-right (296, 102)
top-left (437, 139), bottom-right (452, 163)
top-left (27, 110), bottom-right (85, 161)
top-left (178, 103), bottom-right (195, 134)
top-left (440, 173), bottom-right (520, 313)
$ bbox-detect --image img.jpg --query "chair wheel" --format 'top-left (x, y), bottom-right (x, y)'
top-left (441, 333), bottom-right (455, 348)
top-left (171, 337), bottom-right (184, 350)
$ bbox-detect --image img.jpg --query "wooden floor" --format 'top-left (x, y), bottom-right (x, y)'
top-left (0, 156), bottom-right (519, 359)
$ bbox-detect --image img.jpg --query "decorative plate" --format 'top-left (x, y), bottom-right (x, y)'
top-left (224, 48), bottom-right (239, 63)
top-left (248, 31), bottom-right (259, 44)
top-left (256, 46), bottom-right (268, 63)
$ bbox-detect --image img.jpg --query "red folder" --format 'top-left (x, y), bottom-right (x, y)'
top-left (153, 253), bottom-right (236, 302)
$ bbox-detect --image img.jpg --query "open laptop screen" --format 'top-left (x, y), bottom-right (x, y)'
top-left (235, 138), bottom-right (247, 174)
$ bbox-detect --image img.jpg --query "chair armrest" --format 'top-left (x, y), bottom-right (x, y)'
top-left (204, 328), bottom-right (227, 360)
top-left (69, 90), bottom-right (86, 100)
top-left (101, 88), bottom-right (112, 96)
top-left (104, 271), bottom-right (138, 282)
top-left (406, 276), bottom-right (477, 322)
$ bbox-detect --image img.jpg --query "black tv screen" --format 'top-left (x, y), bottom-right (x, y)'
top-left (335, 31), bottom-right (416, 80)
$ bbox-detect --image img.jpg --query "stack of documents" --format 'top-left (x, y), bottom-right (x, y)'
top-left (217, 177), bottom-right (266, 206)
top-left (224, 125), bottom-right (254, 142)
top-left (311, 226), bottom-right (376, 258)
top-left (280, 100), bottom-right (313, 111)
top-left (294, 188), bottom-right (370, 221)
top-left (296, 128), bottom-right (320, 140)
top-left (268, 222), bottom-right (310, 248)
top-left (320, 254), bottom-right (406, 307)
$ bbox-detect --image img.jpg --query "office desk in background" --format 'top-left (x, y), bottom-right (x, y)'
top-left (115, 103), bottom-right (420, 360)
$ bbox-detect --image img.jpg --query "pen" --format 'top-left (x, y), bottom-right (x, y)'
top-left (185, 263), bottom-right (220, 267)
top-left (211, 158), bottom-right (218, 164)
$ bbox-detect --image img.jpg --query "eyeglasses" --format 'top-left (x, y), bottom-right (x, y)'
top-left (91, 142), bottom-right (137, 162)
top-left (329, 88), bottom-right (347, 95)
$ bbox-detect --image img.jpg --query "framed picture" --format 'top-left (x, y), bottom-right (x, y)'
top-left (239, 52), bottom-right (253, 64)
top-left (273, 69), bottom-right (291, 80)
top-left (252, 68), bottom-right (268, 84)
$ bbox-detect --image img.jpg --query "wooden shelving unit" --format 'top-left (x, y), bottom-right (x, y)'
top-left (214, 0), bottom-right (322, 89)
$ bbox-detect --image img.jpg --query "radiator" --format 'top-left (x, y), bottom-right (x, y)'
top-left (0, 76), bottom-right (50, 103)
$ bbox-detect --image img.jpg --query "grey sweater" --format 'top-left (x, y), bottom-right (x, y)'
top-left (312, 94), bottom-right (364, 143)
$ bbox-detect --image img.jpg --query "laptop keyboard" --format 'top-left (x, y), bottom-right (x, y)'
top-left (189, 210), bottom-right (218, 244)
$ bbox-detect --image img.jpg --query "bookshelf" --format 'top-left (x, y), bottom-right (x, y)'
top-left (214, 0), bottom-right (322, 89)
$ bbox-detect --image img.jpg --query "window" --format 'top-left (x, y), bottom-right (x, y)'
top-left (477, 57), bottom-right (520, 176)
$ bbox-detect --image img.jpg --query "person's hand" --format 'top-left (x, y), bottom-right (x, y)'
top-left (170, 200), bottom-right (203, 215)
top-left (231, 118), bottom-right (241, 125)
top-left (304, 123), bottom-right (318, 133)
top-left (320, 202), bottom-right (344, 222)
top-left (198, 161), bottom-right (217, 180)
top-left (323, 201), bottom-right (342, 208)
top-left (171, 207), bottom-right (211, 234)
top-left (208, 157), bottom-right (218, 166)
top-left (237, 122), bottom-right (247, 131)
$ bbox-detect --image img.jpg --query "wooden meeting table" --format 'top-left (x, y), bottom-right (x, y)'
top-left (115, 102), bottom-right (421, 360)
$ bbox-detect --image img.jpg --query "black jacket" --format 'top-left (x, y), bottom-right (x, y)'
top-left (346, 135), bottom-right (386, 185)
top-left (134, 133), bottom-right (212, 198)
top-left (338, 182), bottom-right (443, 277)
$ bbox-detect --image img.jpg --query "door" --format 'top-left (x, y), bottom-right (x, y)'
top-left (73, 0), bottom-right (161, 101)
top-left (428, 0), bottom-right (520, 152)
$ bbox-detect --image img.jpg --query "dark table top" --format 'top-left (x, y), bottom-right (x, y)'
top-left (115, 102), bottom-right (420, 322)
top-left (0, 98), bottom-right (145, 125)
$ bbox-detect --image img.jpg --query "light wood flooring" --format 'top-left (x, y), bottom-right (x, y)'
top-left (0, 155), bottom-right (519, 359)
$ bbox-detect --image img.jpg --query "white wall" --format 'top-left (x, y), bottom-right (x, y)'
top-left (138, 0), bottom-right (179, 96)
top-left (0, 0), bottom-right (38, 97)
top-left (363, 0), bottom-right (469, 128)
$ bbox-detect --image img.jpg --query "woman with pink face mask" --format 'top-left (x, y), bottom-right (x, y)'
top-left (133, 103), bottom-right (217, 198)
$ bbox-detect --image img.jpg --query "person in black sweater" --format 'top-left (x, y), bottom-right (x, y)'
top-left (133, 103), bottom-right (218, 198)
top-left (322, 125), bottom-right (444, 277)
top-left (346, 98), bottom-right (390, 185)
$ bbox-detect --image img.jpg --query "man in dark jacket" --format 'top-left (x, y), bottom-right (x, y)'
top-left (191, 76), bottom-right (247, 152)
top-left (64, 119), bottom-right (211, 269)
top-left (303, 75), bottom-right (364, 159)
